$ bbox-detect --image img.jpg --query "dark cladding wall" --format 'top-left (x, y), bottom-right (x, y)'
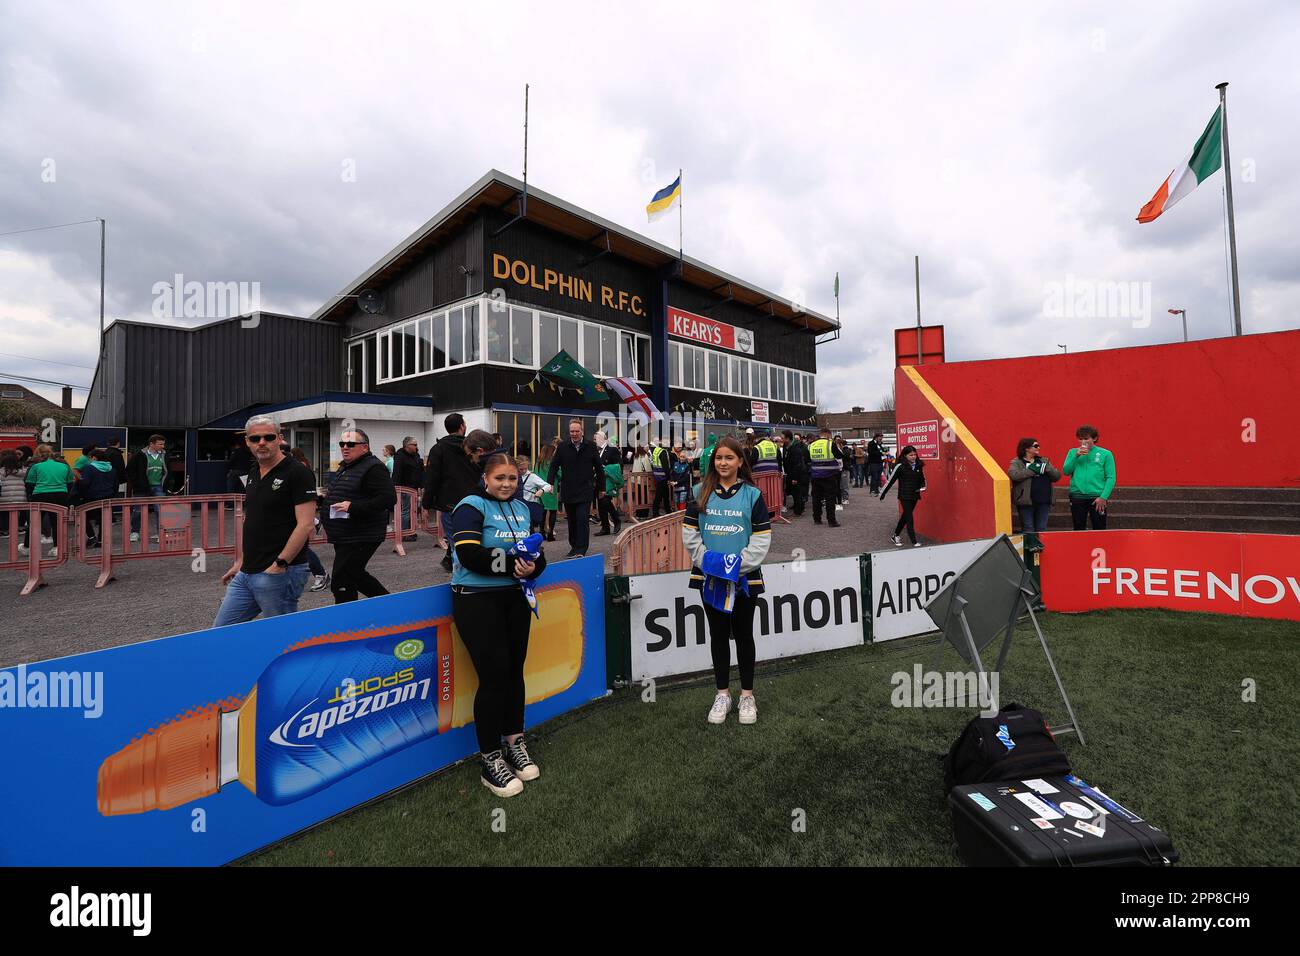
top-left (341, 217), bottom-right (486, 336)
top-left (666, 279), bottom-right (817, 372)
top-left (379, 365), bottom-right (485, 410)
top-left (83, 315), bottom-right (342, 428)
top-left (482, 211), bottom-right (657, 336)
top-left (669, 386), bottom-right (818, 429)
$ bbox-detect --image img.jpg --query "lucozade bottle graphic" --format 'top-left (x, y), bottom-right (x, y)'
top-left (97, 586), bottom-right (584, 815)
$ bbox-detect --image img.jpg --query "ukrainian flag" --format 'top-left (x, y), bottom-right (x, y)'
top-left (646, 174), bottom-right (682, 223)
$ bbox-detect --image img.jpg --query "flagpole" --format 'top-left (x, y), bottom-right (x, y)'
top-left (678, 168), bottom-right (683, 265)
top-left (1216, 82), bottom-right (1242, 336)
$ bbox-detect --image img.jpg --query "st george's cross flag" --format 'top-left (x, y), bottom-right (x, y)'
top-left (604, 377), bottom-right (662, 420)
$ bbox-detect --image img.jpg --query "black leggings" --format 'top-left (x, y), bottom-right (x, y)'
top-left (329, 540), bottom-right (389, 603)
top-left (894, 498), bottom-right (919, 543)
top-left (703, 591), bottom-right (757, 691)
top-left (453, 588), bottom-right (532, 753)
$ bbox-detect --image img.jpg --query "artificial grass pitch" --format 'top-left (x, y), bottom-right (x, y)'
top-left (245, 609), bottom-right (1298, 867)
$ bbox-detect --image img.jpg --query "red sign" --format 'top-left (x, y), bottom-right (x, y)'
top-left (1041, 530), bottom-right (1300, 622)
top-left (895, 325), bottom-right (945, 367)
top-left (896, 419), bottom-right (939, 459)
top-left (751, 401), bottom-right (769, 423)
top-left (668, 306), bottom-right (755, 355)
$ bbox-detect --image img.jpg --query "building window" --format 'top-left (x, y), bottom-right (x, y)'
top-left (433, 313), bottom-right (446, 369)
top-left (487, 306), bottom-right (510, 363)
top-left (511, 306), bottom-right (534, 366)
top-left (449, 308), bottom-right (464, 366)
top-left (669, 343), bottom-right (680, 387)
top-left (418, 318), bottom-right (432, 371)
top-left (582, 324), bottom-right (600, 374)
top-left (465, 303), bottom-right (480, 362)
top-left (539, 313), bottom-right (558, 364)
top-left (561, 316), bottom-right (579, 359)
top-left (636, 337), bottom-right (650, 384)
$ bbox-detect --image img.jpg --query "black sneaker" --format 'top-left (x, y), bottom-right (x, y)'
top-left (503, 735), bottom-right (540, 781)
top-left (480, 750), bottom-right (523, 797)
top-left (440, 555), bottom-right (453, 572)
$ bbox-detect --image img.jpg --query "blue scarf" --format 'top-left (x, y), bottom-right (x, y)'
top-left (512, 532), bottom-right (545, 617)
top-left (700, 550), bottom-right (748, 613)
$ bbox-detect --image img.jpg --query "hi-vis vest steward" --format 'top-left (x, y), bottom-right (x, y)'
top-left (651, 445), bottom-right (669, 480)
top-left (753, 438), bottom-right (780, 474)
top-left (809, 438), bottom-right (841, 479)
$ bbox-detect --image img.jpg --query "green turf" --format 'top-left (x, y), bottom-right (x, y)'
top-left (244, 609), bottom-right (1299, 866)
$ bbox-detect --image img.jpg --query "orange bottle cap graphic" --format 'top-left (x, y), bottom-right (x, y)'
top-left (97, 710), bottom-right (220, 815)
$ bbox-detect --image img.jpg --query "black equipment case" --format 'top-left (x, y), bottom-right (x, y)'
top-left (949, 774), bottom-right (1178, 867)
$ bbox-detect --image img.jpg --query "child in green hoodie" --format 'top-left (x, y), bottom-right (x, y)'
top-left (1062, 424), bottom-right (1115, 530)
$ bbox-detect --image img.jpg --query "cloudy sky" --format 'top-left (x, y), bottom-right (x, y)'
top-left (2, 0), bottom-right (1297, 410)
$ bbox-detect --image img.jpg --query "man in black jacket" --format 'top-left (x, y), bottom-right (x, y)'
top-left (392, 436), bottom-right (425, 543)
top-left (593, 430), bottom-right (622, 537)
top-left (323, 428), bottom-right (397, 603)
top-left (782, 430), bottom-right (811, 517)
top-left (423, 415), bottom-right (494, 572)
top-left (866, 432), bottom-right (886, 495)
top-left (546, 418), bottom-right (604, 557)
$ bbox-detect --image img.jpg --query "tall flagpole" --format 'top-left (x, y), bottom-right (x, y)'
top-left (678, 168), bottom-right (683, 266)
top-left (1216, 82), bottom-right (1242, 336)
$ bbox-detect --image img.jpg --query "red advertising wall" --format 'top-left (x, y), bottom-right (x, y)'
top-left (894, 364), bottom-right (1009, 543)
top-left (1041, 530), bottom-right (1300, 622)
top-left (903, 330), bottom-right (1300, 489)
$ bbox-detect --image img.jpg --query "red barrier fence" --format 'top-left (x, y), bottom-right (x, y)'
top-left (617, 473), bottom-right (657, 523)
top-left (753, 471), bottom-right (790, 525)
top-left (0, 503), bottom-right (71, 595)
top-left (610, 511), bottom-right (690, 576)
top-left (75, 494), bottom-right (245, 589)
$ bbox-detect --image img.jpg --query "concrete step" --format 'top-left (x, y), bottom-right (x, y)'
top-left (1049, 499), bottom-right (1300, 518)
top-left (1043, 512), bottom-right (1300, 534)
top-left (1097, 486), bottom-right (1300, 503)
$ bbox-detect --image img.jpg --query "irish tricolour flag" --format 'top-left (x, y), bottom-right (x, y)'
top-left (1137, 106), bottom-right (1223, 223)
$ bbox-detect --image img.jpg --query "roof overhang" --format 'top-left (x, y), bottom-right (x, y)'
top-left (311, 170), bottom-right (839, 335)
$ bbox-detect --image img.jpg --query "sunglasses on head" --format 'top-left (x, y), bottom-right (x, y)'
top-left (246, 434), bottom-right (278, 444)
top-left (339, 440), bottom-right (365, 449)
top-left (1031, 443), bottom-right (1040, 447)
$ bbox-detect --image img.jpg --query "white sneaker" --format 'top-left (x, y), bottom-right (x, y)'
top-left (40, 535), bottom-right (52, 545)
top-left (49, 547), bottom-right (58, 558)
top-left (738, 695), bottom-right (758, 724)
top-left (892, 534), bottom-right (902, 546)
top-left (18, 543), bottom-right (28, 555)
top-left (707, 692), bottom-right (732, 724)
top-left (913, 542), bottom-right (922, 548)
top-left (130, 532), bottom-right (140, 543)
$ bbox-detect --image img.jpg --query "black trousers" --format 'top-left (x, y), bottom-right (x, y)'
top-left (1069, 496), bottom-right (1108, 530)
top-left (597, 493), bottom-right (621, 533)
top-left (563, 499), bottom-right (591, 554)
top-left (25, 491), bottom-right (69, 547)
top-left (867, 463), bottom-right (884, 494)
top-left (652, 479), bottom-right (671, 516)
top-left (703, 591), bottom-right (757, 691)
top-left (329, 540), bottom-right (388, 603)
top-left (811, 477), bottom-right (839, 524)
top-left (894, 498), bottom-right (919, 543)
top-left (453, 588), bottom-right (532, 754)
top-left (789, 477), bottom-right (808, 515)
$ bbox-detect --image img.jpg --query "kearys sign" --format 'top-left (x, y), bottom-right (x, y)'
top-left (668, 306), bottom-right (756, 355)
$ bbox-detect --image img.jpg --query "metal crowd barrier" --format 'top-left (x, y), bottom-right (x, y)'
top-left (0, 503), bottom-right (72, 595)
top-left (74, 494), bottom-right (245, 590)
top-left (616, 473), bottom-right (657, 523)
top-left (753, 471), bottom-right (791, 524)
top-left (610, 510), bottom-right (691, 576)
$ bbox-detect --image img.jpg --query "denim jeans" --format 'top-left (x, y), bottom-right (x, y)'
top-left (1019, 503), bottom-right (1052, 533)
top-left (130, 485), bottom-right (167, 535)
top-left (213, 564), bottom-right (311, 627)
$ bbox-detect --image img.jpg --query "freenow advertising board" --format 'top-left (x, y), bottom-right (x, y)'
top-left (667, 306), bottom-right (756, 355)
top-left (629, 556), bottom-right (864, 680)
top-left (1041, 530), bottom-right (1300, 621)
top-left (869, 538), bottom-right (997, 642)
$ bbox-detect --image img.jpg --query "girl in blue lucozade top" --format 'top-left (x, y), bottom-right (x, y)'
top-left (449, 452), bottom-right (547, 799)
top-left (682, 436), bottom-right (771, 727)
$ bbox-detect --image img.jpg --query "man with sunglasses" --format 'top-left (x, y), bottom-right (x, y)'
top-left (213, 415), bottom-right (317, 626)
top-left (322, 428), bottom-right (397, 603)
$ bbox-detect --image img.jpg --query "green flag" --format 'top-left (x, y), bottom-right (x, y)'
top-left (538, 349), bottom-right (607, 402)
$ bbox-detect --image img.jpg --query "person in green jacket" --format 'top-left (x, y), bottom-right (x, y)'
top-left (1062, 424), bottom-right (1116, 530)
top-left (22, 444), bottom-right (73, 555)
